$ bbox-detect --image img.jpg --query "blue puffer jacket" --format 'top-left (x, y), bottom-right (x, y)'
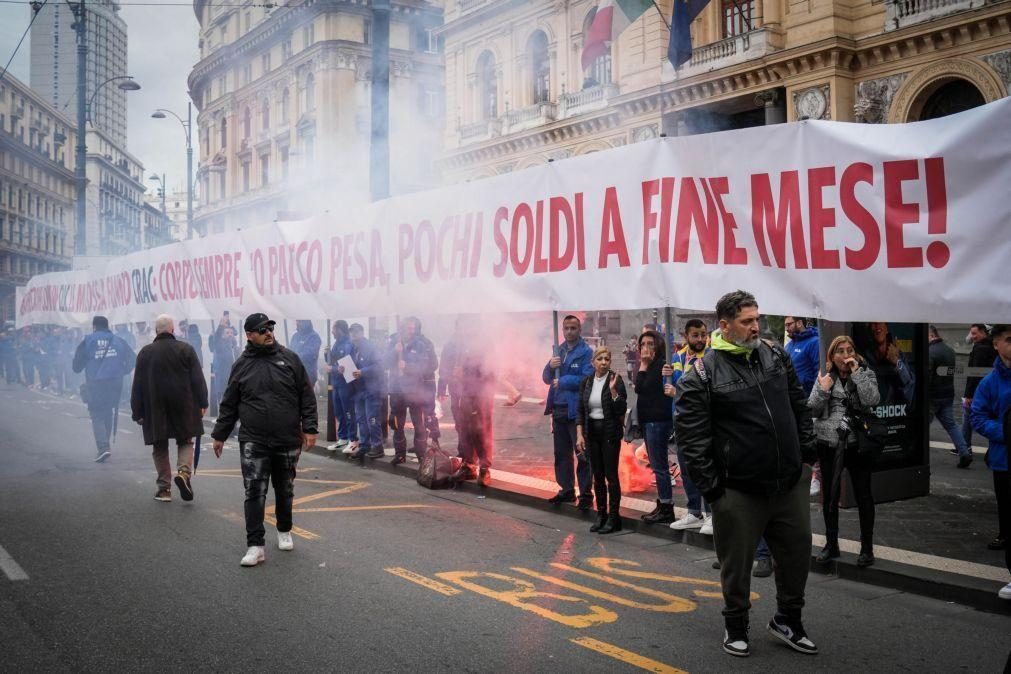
top-left (542, 338), bottom-right (594, 420)
top-left (787, 327), bottom-right (820, 396)
top-left (970, 357), bottom-right (1010, 472)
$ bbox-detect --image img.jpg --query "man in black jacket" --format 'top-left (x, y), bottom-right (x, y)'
top-left (963, 323), bottom-right (997, 449)
top-left (928, 325), bottom-right (971, 467)
top-left (211, 313), bottom-right (318, 567)
top-left (675, 290), bottom-right (817, 658)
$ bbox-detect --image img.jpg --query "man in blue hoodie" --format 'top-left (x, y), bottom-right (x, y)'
top-left (72, 315), bottom-right (136, 462)
top-left (348, 323), bottom-right (385, 462)
top-left (970, 324), bottom-right (1011, 600)
top-left (785, 317), bottom-right (820, 396)
top-left (290, 320), bottom-right (322, 390)
top-left (542, 315), bottom-right (594, 508)
top-left (326, 320), bottom-right (357, 453)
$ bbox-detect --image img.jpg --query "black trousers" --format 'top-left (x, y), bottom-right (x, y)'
top-left (458, 394), bottom-right (493, 469)
top-left (586, 418), bottom-right (621, 514)
top-left (390, 393), bottom-right (430, 458)
top-left (994, 470), bottom-right (1011, 574)
top-left (240, 442), bottom-right (300, 547)
top-left (818, 441), bottom-right (875, 546)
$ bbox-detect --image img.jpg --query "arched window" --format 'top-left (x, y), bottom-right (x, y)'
top-left (477, 51), bottom-right (497, 120)
top-left (528, 31), bottom-right (550, 104)
top-left (261, 99), bottom-right (270, 130)
top-left (582, 10), bottom-right (611, 88)
top-left (304, 73), bottom-right (315, 112)
top-left (280, 88), bottom-right (290, 124)
top-left (243, 106), bottom-right (251, 138)
top-left (220, 117), bottom-right (227, 149)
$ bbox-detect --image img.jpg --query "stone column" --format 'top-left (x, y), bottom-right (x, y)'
top-left (756, 89), bottom-right (786, 124)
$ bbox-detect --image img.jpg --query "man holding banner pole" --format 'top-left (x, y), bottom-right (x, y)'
top-left (543, 314), bottom-right (595, 509)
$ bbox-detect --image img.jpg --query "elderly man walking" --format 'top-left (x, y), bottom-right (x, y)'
top-left (131, 314), bottom-right (208, 502)
top-left (211, 313), bottom-right (318, 567)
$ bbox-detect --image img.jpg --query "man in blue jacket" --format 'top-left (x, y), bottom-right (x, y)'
top-left (970, 323), bottom-right (1011, 600)
top-left (348, 323), bottom-right (385, 462)
top-left (785, 317), bottom-right (820, 396)
top-left (542, 315), bottom-right (594, 508)
top-left (72, 315), bottom-right (136, 462)
top-left (327, 320), bottom-right (357, 453)
top-left (386, 317), bottom-right (439, 465)
top-left (290, 320), bottom-right (322, 390)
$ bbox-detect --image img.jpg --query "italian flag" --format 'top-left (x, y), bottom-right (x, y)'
top-left (581, 0), bottom-right (655, 70)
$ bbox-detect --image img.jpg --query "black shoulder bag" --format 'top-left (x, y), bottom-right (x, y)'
top-left (843, 377), bottom-right (888, 458)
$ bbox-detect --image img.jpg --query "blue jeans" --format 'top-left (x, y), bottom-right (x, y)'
top-left (930, 397), bottom-right (970, 457)
top-left (643, 421), bottom-right (673, 503)
top-left (332, 385), bottom-right (357, 442)
top-left (353, 393), bottom-right (382, 453)
top-left (676, 445), bottom-right (711, 516)
top-left (756, 536), bottom-right (771, 561)
top-left (961, 401), bottom-right (974, 449)
top-left (552, 414), bottom-right (592, 498)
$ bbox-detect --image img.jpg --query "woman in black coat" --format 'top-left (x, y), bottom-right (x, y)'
top-left (576, 345), bottom-right (627, 534)
top-left (130, 315), bottom-right (209, 501)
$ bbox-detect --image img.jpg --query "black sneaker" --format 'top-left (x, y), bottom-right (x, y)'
top-left (95, 450), bottom-right (111, 463)
top-left (390, 455), bottom-right (406, 466)
top-left (548, 492), bottom-right (576, 505)
top-left (723, 625), bottom-right (749, 657)
top-left (948, 447), bottom-right (959, 456)
top-left (956, 455), bottom-right (973, 469)
top-left (577, 497), bottom-right (593, 511)
top-left (767, 614), bottom-right (818, 654)
top-left (174, 473), bottom-right (194, 502)
top-left (366, 448), bottom-right (385, 459)
top-left (752, 557), bottom-right (774, 577)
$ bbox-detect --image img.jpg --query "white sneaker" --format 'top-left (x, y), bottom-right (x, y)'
top-left (277, 531), bottom-right (294, 551)
top-left (810, 476), bottom-right (821, 497)
top-left (699, 515), bottom-right (714, 536)
top-left (240, 546), bottom-right (265, 567)
top-left (999, 582), bottom-right (1011, 600)
top-left (326, 443), bottom-right (339, 451)
top-left (342, 441), bottom-right (358, 455)
top-left (670, 513), bottom-right (705, 530)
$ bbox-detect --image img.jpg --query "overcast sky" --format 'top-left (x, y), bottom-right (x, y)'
top-left (0, 3), bottom-right (200, 197)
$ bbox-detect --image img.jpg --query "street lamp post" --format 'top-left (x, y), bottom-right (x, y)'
top-left (152, 102), bottom-right (194, 239)
top-left (148, 173), bottom-right (166, 214)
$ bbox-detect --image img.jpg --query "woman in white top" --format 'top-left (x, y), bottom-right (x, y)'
top-left (576, 345), bottom-right (627, 534)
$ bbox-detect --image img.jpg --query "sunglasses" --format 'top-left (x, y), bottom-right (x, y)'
top-left (255, 326), bottom-right (275, 335)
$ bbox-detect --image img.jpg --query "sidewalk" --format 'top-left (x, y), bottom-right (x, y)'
top-left (310, 391), bottom-right (1010, 615)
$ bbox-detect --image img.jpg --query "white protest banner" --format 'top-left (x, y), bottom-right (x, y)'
top-left (16, 97), bottom-right (1011, 329)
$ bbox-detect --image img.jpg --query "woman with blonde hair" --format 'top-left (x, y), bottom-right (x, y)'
top-left (576, 345), bottom-right (627, 534)
top-left (808, 335), bottom-right (880, 566)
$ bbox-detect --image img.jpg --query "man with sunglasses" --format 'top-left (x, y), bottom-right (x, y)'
top-left (211, 313), bottom-right (318, 567)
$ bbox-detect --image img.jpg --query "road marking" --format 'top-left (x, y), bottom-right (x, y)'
top-left (929, 440), bottom-right (986, 455)
top-left (295, 504), bottom-right (436, 513)
top-left (570, 637), bottom-right (687, 674)
top-left (512, 567), bottom-right (696, 613)
top-left (385, 568), bottom-right (462, 596)
top-left (0, 543), bottom-right (29, 581)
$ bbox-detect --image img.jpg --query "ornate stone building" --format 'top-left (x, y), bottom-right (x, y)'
top-left (84, 127), bottom-right (146, 257)
top-left (188, 0), bottom-right (444, 236)
top-left (0, 75), bottom-right (76, 324)
top-left (439, 0), bottom-right (1011, 182)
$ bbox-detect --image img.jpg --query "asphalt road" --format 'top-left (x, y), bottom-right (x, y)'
top-left (1, 384), bottom-right (1008, 673)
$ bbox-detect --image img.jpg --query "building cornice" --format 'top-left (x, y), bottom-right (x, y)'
top-left (0, 135), bottom-right (76, 183)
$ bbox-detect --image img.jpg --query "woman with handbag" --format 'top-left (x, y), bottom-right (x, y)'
top-left (808, 335), bottom-right (880, 566)
top-left (575, 346), bottom-right (627, 534)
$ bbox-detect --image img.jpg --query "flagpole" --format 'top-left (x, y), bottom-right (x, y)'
top-left (650, 0), bottom-right (672, 30)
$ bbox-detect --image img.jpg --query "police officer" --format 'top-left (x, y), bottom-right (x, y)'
top-left (72, 316), bottom-right (136, 462)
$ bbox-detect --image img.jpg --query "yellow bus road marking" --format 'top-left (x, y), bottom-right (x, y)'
top-left (385, 568), bottom-right (462, 596)
top-left (197, 469), bottom-right (367, 488)
top-left (294, 505), bottom-right (436, 513)
top-left (570, 637), bottom-right (687, 674)
top-left (262, 516), bottom-right (320, 541)
top-left (512, 567), bottom-right (695, 613)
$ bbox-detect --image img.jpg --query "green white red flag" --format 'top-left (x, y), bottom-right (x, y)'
top-left (581, 0), bottom-right (655, 70)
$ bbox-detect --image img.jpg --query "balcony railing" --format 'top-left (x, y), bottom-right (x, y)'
top-left (666, 27), bottom-right (779, 80)
top-left (503, 102), bottom-right (557, 133)
top-left (459, 118), bottom-right (502, 144)
top-left (559, 83), bottom-right (619, 118)
top-left (885, 0), bottom-right (985, 30)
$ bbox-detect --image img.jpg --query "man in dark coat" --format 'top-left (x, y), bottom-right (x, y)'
top-left (131, 314), bottom-right (208, 502)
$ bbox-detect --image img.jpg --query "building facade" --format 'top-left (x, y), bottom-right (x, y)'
top-left (0, 75), bottom-right (77, 324)
top-left (84, 127), bottom-right (146, 257)
top-left (143, 185), bottom-right (197, 242)
top-left (141, 202), bottom-right (175, 249)
top-left (188, 0), bottom-right (444, 236)
top-left (30, 0), bottom-right (131, 147)
top-left (439, 0), bottom-right (1011, 182)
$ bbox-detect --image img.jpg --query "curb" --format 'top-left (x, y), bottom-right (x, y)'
top-left (298, 443), bottom-right (1010, 615)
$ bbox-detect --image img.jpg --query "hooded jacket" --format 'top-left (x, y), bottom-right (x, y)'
top-left (675, 333), bottom-right (815, 501)
top-left (211, 341), bottom-right (318, 449)
top-left (290, 324), bottom-right (322, 378)
top-left (786, 326), bottom-right (820, 396)
top-left (386, 326), bottom-right (438, 398)
top-left (970, 356), bottom-right (1010, 472)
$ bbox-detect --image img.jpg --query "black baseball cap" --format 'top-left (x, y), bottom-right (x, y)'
top-left (243, 313), bottom-right (276, 332)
